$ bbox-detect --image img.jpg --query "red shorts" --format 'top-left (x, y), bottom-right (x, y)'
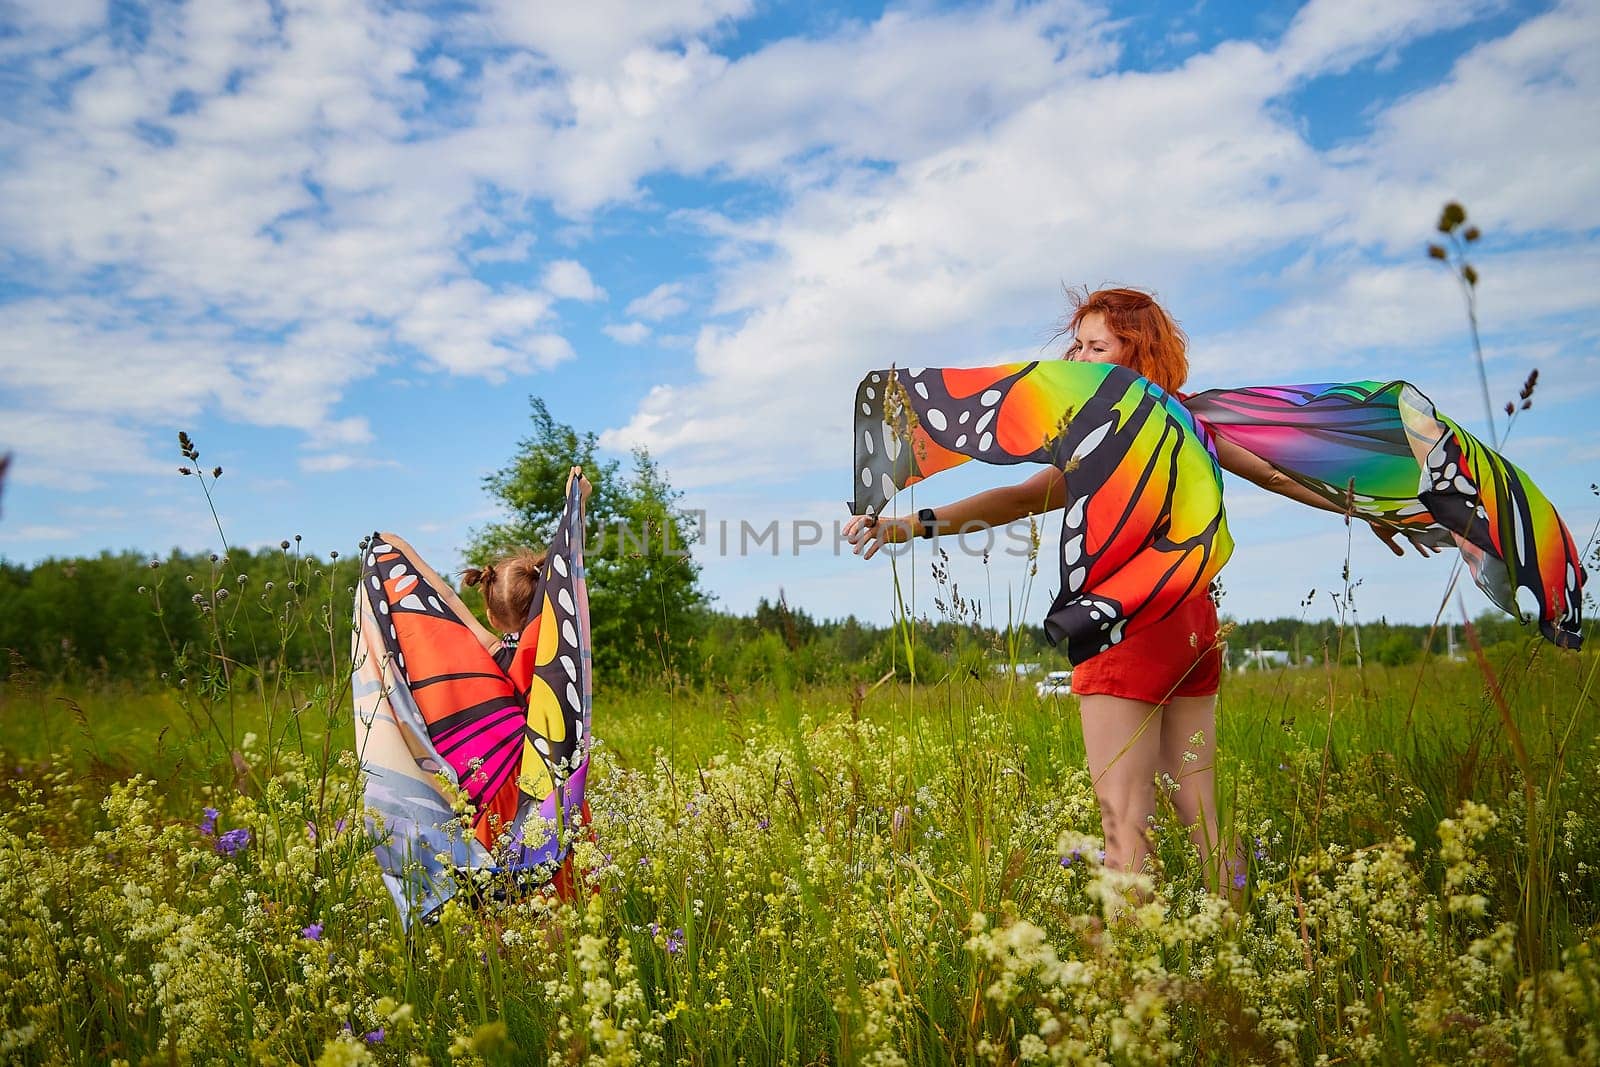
top-left (1069, 596), bottom-right (1221, 704)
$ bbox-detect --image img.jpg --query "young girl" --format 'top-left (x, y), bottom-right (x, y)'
top-left (462, 548), bottom-right (549, 671)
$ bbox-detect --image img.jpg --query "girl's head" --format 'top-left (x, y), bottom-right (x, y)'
top-left (462, 549), bottom-right (547, 633)
top-left (1060, 286), bottom-right (1189, 393)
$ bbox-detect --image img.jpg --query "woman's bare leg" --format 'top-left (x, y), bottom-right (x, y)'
top-left (1159, 694), bottom-right (1220, 864)
top-left (1079, 694), bottom-right (1165, 872)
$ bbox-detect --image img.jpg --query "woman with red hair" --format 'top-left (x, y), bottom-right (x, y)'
top-left (844, 287), bottom-right (1424, 881)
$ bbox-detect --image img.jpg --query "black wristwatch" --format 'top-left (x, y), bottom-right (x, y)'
top-left (916, 507), bottom-right (939, 540)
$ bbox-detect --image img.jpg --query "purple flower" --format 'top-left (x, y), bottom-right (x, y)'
top-left (1060, 849), bottom-right (1080, 867)
top-left (215, 828), bottom-right (251, 856)
top-left (638, 857), bottom-right (649, 868)
top-left (666, 927), bottom-right (685, 954)
top-left (199, 807), bottom-right (219, 836)
top-left (649, 921), bottom-right (660, 937)
top-left (364, 1028), bottom-right (385, 1044)
top-left (302, 922), bottom-right (323, 941)
top-left (757, 816), bottom-right (771, 831)
top-left (1233, 871), bottom-right (1247, 890)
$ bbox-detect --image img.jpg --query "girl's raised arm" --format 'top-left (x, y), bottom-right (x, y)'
top-left (377, 531), bottom-right (503, 653)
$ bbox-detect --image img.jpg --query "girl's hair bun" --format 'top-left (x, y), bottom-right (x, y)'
top-left (462, 566), bottom-right (488, 588)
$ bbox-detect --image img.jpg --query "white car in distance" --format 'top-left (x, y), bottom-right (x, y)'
top-left (1035, 670), bottom-right (1072, 698)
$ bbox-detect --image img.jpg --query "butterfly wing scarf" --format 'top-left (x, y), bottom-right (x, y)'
top-left (852, 362), bottom-right (1234, 664)
top-left (1185, 381), bottom-right (1585, 649)
top-left (352, 474), bottom-right (593, 925)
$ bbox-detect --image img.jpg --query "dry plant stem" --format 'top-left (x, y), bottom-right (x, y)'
top-left (1313, 483), bottom-right (1359, 855)
top-left (1457, 265), bottom-right (1497, 446)
top-left (1459, 608), bottom-right (1542, 975)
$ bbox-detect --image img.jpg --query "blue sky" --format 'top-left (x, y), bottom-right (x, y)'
top-left (1, 0), bottom-right (1597, 633)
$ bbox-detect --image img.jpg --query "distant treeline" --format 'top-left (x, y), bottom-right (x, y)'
top-left (0, 549), bottom-right (1541, 686)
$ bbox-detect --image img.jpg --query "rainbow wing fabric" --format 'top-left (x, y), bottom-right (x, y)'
top-left (852, 362), bottom-right (1233, 664)
top-left (1186, 381), bottom-right (1585, 648)
top-left (352, 476), bottom-right (593, 925)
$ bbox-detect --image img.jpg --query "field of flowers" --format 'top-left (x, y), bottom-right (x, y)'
top-left (2, 635), bottom-right (1599, 1065)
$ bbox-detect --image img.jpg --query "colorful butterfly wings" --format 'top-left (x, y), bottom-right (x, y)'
top-left (1184, 381), bottom-right (1584, 648)
top-left (853, 362), bottom-right (1233, 664)
top-left (504, 477), bottom-right (593, 871)
top-left (352, 476), bottom-right (593, 924)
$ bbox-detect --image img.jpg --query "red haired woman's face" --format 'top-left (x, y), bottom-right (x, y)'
top-left (1064, 312), bottom-right (1127, 367)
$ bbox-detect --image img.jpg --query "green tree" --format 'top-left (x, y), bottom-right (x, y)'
top-left (472, 398), bottom-right (705, 681)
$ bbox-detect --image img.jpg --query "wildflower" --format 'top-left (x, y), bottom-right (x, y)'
top-left (757, 816), bottom-right (770, 831)
top-left (364, 1028), bottom-right (385, 1044)
top-left (302, 922), bottom-right (323, 941)
top-left (215, 828), bottom-right (251, 856)
top-left (199, 807), bottom-right (219, 835)
top-left (212, 466), bottom-right (222, 478)
top-left (1232, 871), bottom-right (1247, 890)
top-left (666, 928), bottom-right (685, 953)
top-left (281, 540), bottom-right (291, 550)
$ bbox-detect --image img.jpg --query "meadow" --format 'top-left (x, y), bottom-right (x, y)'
top-left (2, 623), bottom-right (1598, 1064)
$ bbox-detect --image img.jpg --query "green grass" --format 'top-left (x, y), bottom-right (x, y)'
top-left (2, 641), bottom-right (1598, 1064)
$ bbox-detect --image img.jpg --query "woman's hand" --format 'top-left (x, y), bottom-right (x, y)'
top-left (1367, 521), bottom-right (1438, 557)
top-left (843, 513), bottom-right (916, 560)
top-left (570, 465), bottom-right (593, 504)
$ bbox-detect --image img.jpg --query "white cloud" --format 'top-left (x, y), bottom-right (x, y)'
top-left (625, 282), bottom-right (691, 321)
top-left (482, 0), bottom-right (752, 73)
top-left (541, 259), bottom-right (606, 302)
top-left (604, 322), bottom-right (652, 344)
top-left (600, 0), bottom-right (1600, 501)
top-left (1274, 0), bottom-right (1499, 79)
top-left (299, 453), bottom-right (401, 474)
top-left (1323, 0), bottom-right (1600, 248)
top-left (0, 408), bottom-right (160, 491)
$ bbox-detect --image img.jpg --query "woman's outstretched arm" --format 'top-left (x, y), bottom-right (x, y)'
top-left (843, 466), bottom-right (1068, 560)
top-left (1211, 437), bottom-right (1437, 557)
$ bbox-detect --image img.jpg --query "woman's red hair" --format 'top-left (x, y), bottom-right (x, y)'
top-left (1061, 286), bottom-right (1189, 394)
